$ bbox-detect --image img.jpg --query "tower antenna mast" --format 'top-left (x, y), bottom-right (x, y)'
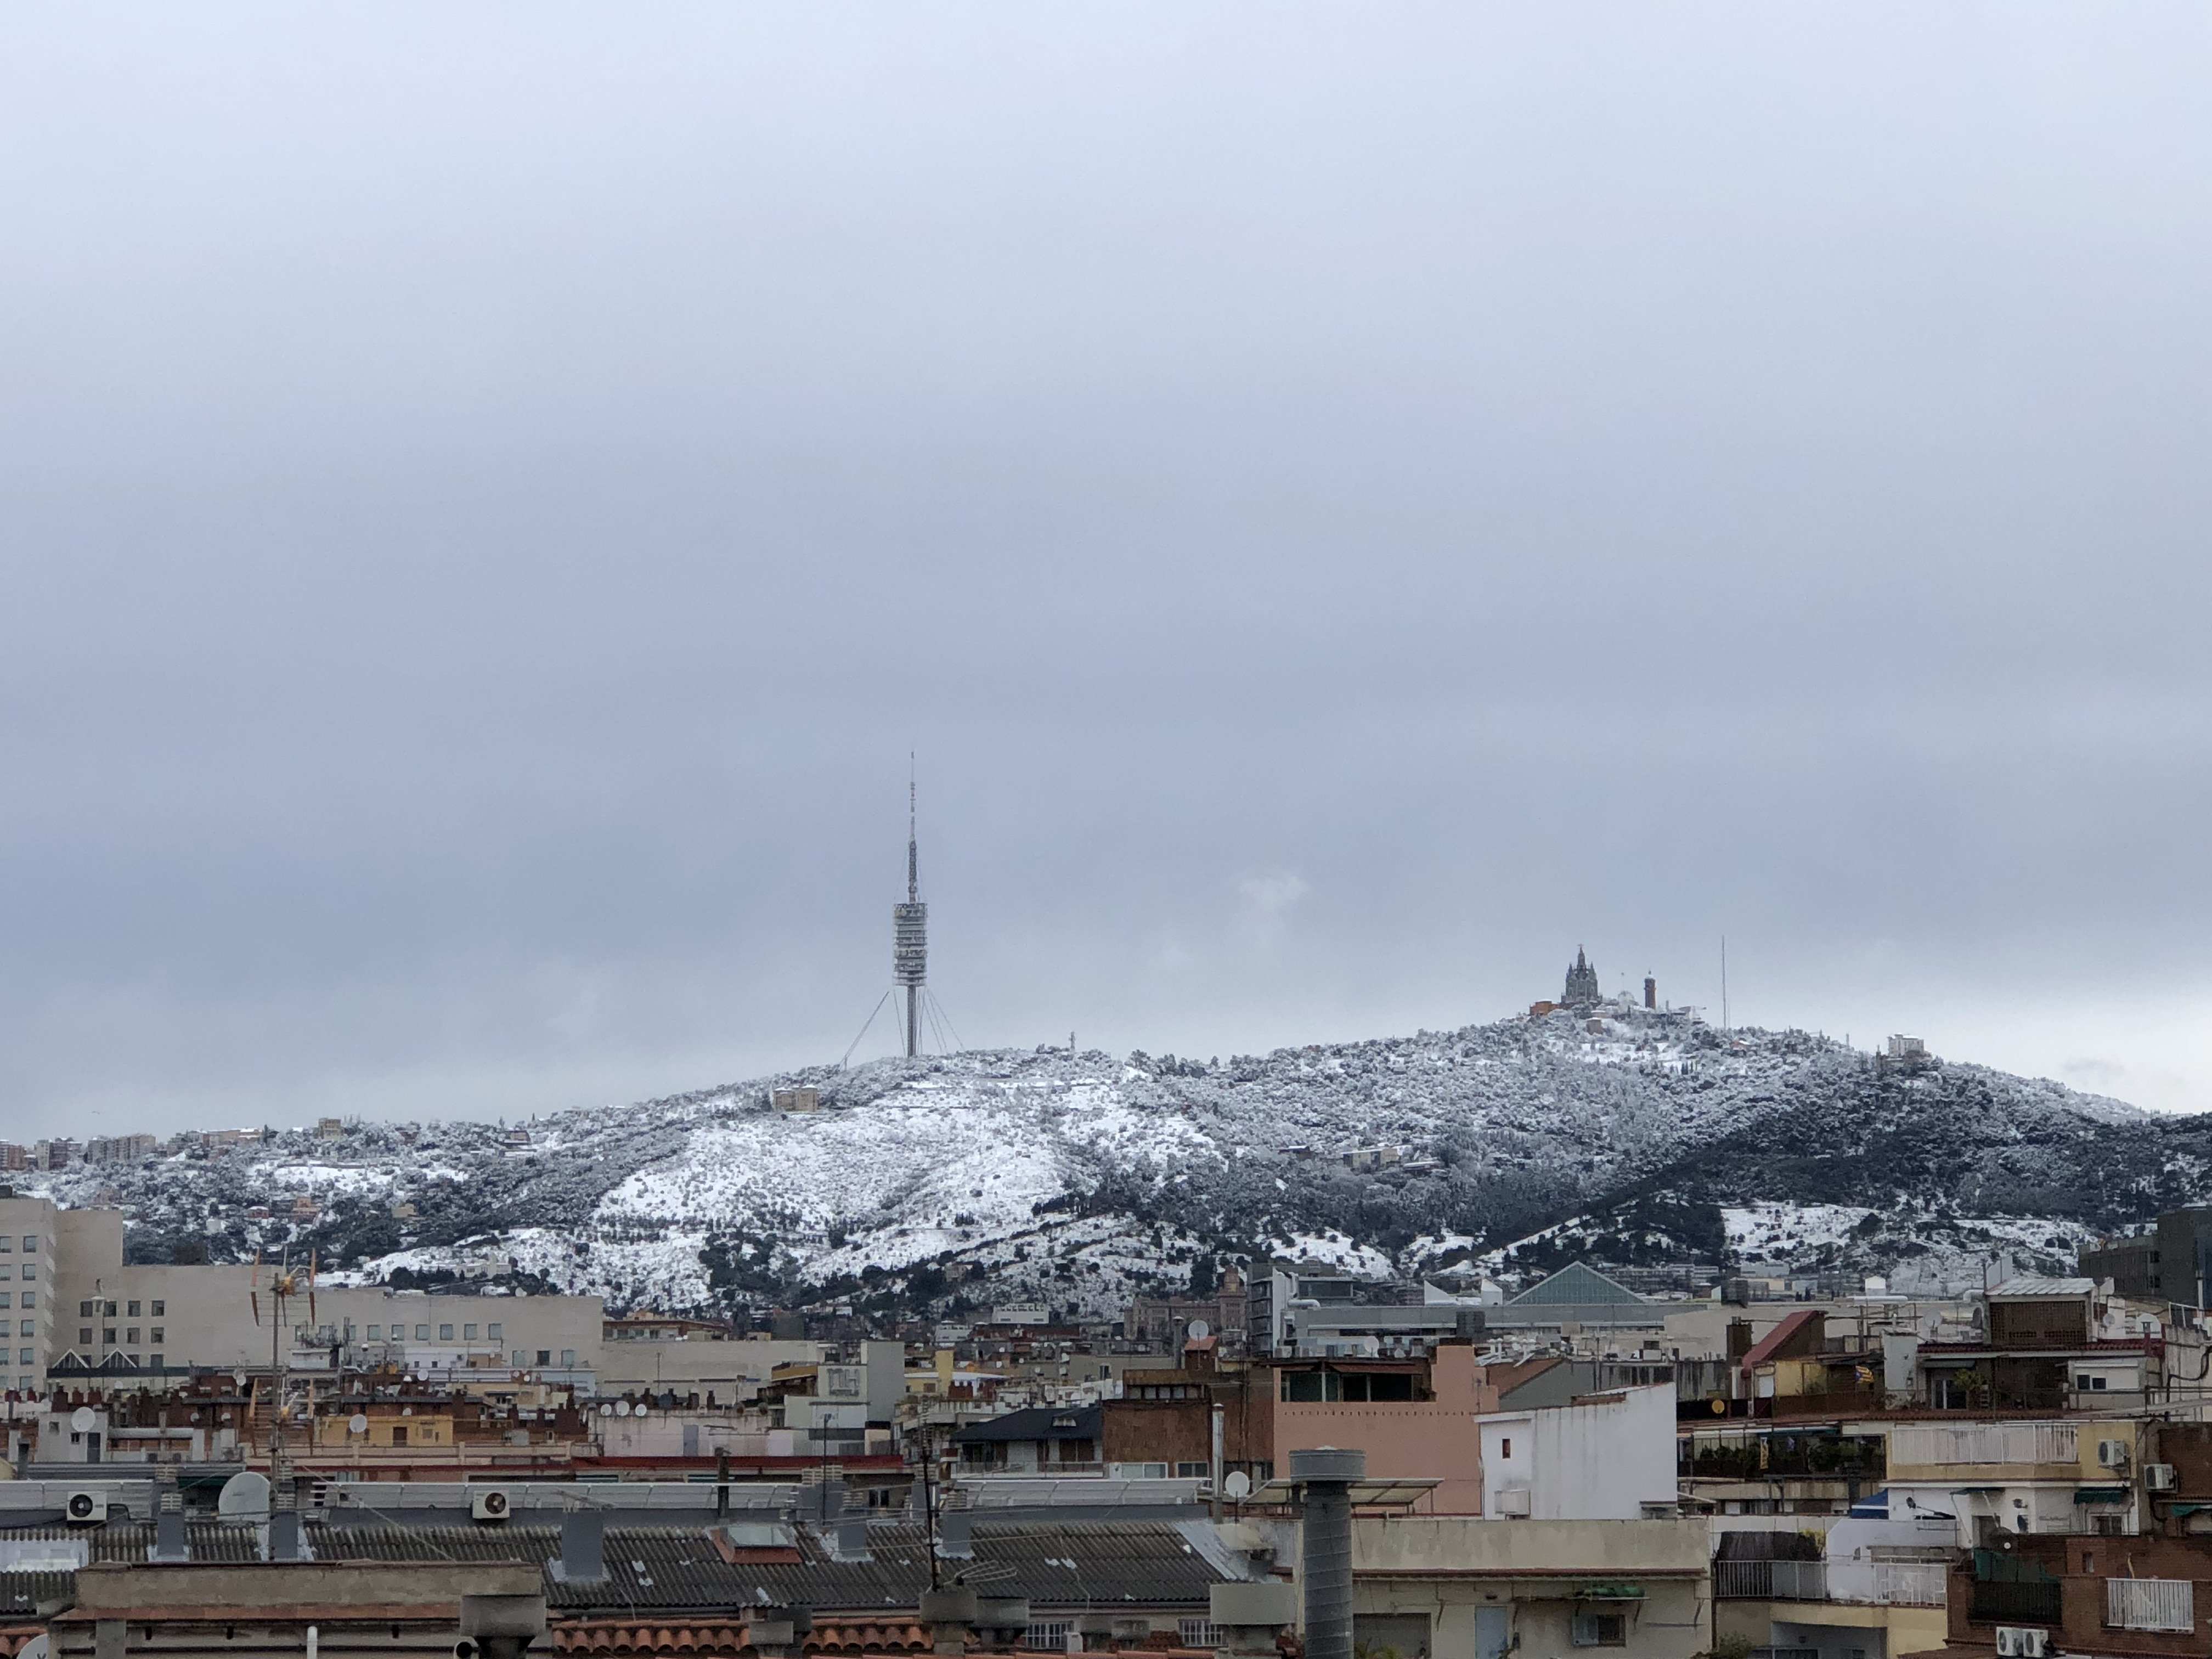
top-left (893, 758), bottom-right (929, 1058)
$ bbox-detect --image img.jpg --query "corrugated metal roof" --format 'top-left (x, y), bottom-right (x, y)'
top-left (0, 1518), bottom-right (1222, 1618)
top-left (1990, 1277), bottom-right (2095, 1297)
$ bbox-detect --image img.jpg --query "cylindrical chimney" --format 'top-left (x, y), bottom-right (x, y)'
top-left (1290, 1447), bottom-right (1365, 1659)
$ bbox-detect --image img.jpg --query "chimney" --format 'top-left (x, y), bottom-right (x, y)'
top-left (151, 1468), bottom-right (189, 1564)
top-left (918, 1587), bottom-right (976, 1658)
top-left (1644, 975), bottom-right (1656, 1010)
top-left (267, 1477), bottom-right (307, 1562)
top-left (830, 1513), bottom-right (871, 1563)
top-left (1290, 1447), bottom-right (1364, 1659)
top-left (1211, 1583), bottom-right (1297, 1659)
top-left (936, 1507), bottom-right (973, 1559)
top-left (554, 1508), bottom-right (606, 1583)
top-left (800, 1474), bottom-right (845, 1525)
top-left (974, 1598), bottom-right (1030, 1648)
top-left (746, 1606), bottom-right (811, 1659)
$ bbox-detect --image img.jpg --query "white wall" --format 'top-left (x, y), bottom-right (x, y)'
top-left (1479, 1384), bottom-right (1675, 1520)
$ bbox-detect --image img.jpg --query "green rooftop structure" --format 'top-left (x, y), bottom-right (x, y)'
top-left (1508, 1261), bottom-right (1647, 1307)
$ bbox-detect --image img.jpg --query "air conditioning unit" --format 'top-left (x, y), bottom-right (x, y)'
top-left (1494, 1486), bottom-right (1532, 1518)
top-left (2098, 1438), bottom-right (2131, 1469)
top-left (2147, 1463), bottom-right (2177, 1491)
top-left (469, 1487), bottom-right (511, 1522)
top-left (63, 1491), bottom-right (104, 1525)
top-left (1994, 1629), bottom-right (2051, 1658)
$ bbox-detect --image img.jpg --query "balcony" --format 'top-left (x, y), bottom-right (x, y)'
top-left (1868, 1562), bottom-right (1947, 1606)
top-left (1683, 1436), bottom-right (1885, 1481)
top-left (1888, 1421), bottom-right (2077, 1472)
top-left (1716, 1560), bottom-right (1827, 1600)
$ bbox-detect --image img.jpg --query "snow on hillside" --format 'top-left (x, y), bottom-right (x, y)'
top-left (19, 1006), bottom-right (2176, 1316)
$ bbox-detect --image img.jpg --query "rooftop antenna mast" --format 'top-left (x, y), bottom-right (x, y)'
top-left (893, 758), bottom-right (928, 1059)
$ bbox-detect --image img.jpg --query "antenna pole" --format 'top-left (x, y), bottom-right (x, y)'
top-left (893, 758), bottom-right (929, 1060)
top-left (1720, 935), bottom-right (1729, 1032)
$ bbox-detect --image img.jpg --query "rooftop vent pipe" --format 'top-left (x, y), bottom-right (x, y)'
top-left (1290, 1447), bottom-right (1364, 1659)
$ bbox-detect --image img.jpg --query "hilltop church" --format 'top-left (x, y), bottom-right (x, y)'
top-left (1562, 946), bottom-right (1600, 1008)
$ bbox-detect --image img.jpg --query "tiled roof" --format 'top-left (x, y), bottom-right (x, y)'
top-left (1738, 1309), bottom-right (1822, 1374)
top-left (0, 1628), bottom-right (42, 1657)
top-left (555, 1616), bottom-right (932, 1656)
top-left (0, 1517), bottom-right (1223, 1617)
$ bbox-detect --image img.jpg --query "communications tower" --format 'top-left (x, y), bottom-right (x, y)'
top-left (893, 770), bottom-right (928, 1058)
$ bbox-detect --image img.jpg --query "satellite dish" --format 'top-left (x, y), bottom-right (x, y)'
top-left (1223, 1471), bottom-right (1251, 1500)
top-left (70, 1407), bottom-right (96, 1434)
top-left (348, 1413), bottom-right (369, 1435)
top-left (1186, 1319), bottom-right (1210, 1341)
top-left (599, 1403), bottom-right (614, 1417)
top-left (233, 1372), bottom-right (248, 1389)
top-left (218, 1469), bottom-right (272, 1521)
top-left (635, 1406), bottom-right (649, 1418)
top-left (14, 1634), bottom-right (47, 1659)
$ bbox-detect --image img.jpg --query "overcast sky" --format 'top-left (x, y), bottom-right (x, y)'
top-left (0, 5), bottom-right (2205, 1138)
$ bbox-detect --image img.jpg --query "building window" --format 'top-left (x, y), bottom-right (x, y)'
top-left (80, 1302), bottom-right (93, 1318)
top-left (1570, 1612), bottom-right (1626, 1647)
top-left (17, 1321), bottom-right (29, 1336)
top-left (488, 1323), bottom-right (501, 1341)
top-left (126, 1354), bottom-right (139, 1367)
top-left (78, 1327), bottom-right (92, 1345)
top-left (126, 1328), bottom-right (139, 1344)
top-left (149, 1354), bottom-right (161, 1369)
top-left (536, 1350), bottom-right (551, 1365)
top-left (560, 1349), bottom-right (575, 1366)
top-left (1177, 1462), bottom-right (1208, 1478)
top-left (127, 1301), bottom-right (140, 1317)
top-left (368, 1325), bottom-right (381, 1341)
top-left (415, 1324), bottom-right (430, 1341)
top-left (464, 1324), bottom-right (477, 1341)
top-left (1178, 1622), bottom-right (1223, 1649)
top-left (102, 1328), bottom-right (116, 1345)
top-left (21, 1238), bottom-right (33, 1252)
top-left (150, 1301), bottom-right (164, 1317)
top-left (20, 1265), bottom-right (32, 1282)
top-left (0, 1295), bottom-right (10, 1310)
top-left (391, 1426), bottom-right (408, 1446)
top-left (438, 1324), bottom-right (454, 1342)
top-left (1023, 1625), bottom-right (1072, 1652)
top-left (21, 1293), bottom-right (32, 1308)
top-left (16, 1349), bottom-right (29, 1365)
top-left (104, 1301), bottom-right (116, 1317)
top-left (150, 1327), bottom-right (163, 1344)
top-left (1501, 1438), bottom-right (1513, 1459)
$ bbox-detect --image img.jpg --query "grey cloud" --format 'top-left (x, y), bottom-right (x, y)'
top-left (0, 4), bottom-right (2204, 1132)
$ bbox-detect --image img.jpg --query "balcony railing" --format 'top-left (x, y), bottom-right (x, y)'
top-left (1970, 1581), bottom-right (2063, 1624)
top-left (1871, 1563), bottom-right (1948, 1607)
top-left (1889, 1423), bottom-right (2077, 1468)
top-left (1716, 1560), bottom-right (1827, 1601)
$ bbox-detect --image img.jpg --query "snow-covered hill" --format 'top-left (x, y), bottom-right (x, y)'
top-left (21, 1006), bottom-right (2200, 1316)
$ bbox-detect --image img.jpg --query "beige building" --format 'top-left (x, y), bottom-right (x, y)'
top-left (0, 1193), bottom-right (61, 1395)
top-left (1353, 1515), bottom-right (1713, 1659)
top-left (44, 1207), bottom-right (605, 1390)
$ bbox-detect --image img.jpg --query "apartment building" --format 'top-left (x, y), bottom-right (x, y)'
top-left (38, 1207), bottom-right (602, 1389)
top-left (0, 1193), bottom-right (60, 1396)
